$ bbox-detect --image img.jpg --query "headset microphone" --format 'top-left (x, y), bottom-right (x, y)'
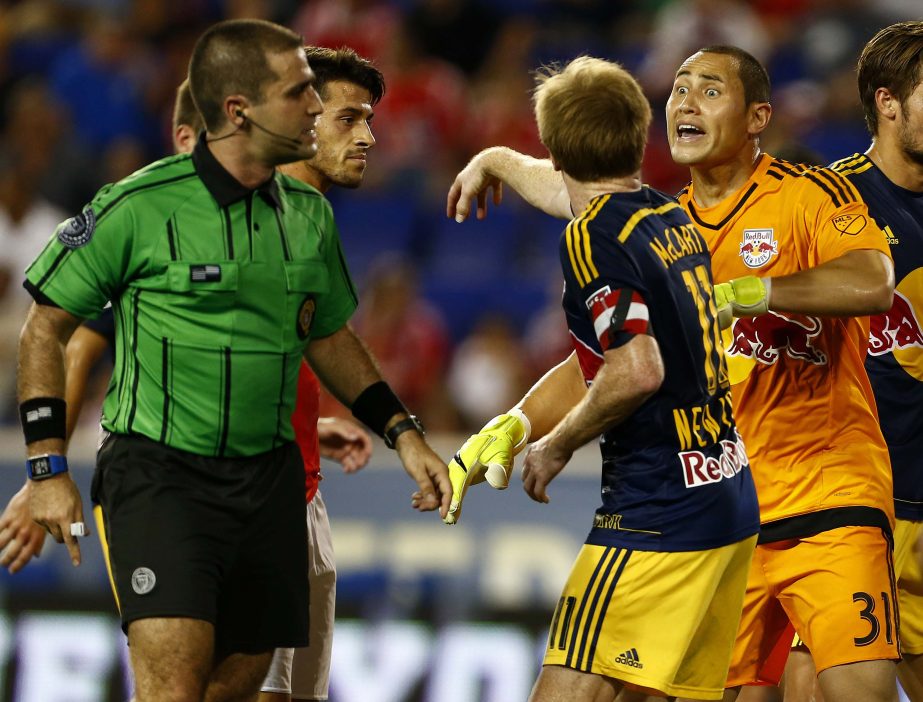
top-left (237, 110), bottom-right (304, 146)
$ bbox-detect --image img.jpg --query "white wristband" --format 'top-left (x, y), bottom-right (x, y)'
top-left (508, 407), bottom-right (532, 449)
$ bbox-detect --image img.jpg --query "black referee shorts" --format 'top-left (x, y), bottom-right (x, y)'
top-left (91, 433), bottom-right (309, 654)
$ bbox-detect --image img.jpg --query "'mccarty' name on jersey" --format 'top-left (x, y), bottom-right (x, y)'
top-left (560, 187), bottom-right (759, 552)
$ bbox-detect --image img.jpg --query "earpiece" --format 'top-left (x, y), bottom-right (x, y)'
top-left (235, 108), bottom-right (245, 118)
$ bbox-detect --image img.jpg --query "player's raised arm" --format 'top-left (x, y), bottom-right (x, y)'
top-left (447, 146), bottom-right (572, 223)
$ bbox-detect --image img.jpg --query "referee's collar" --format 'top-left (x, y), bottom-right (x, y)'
top-left (192, 132), bottom-right (282, 210)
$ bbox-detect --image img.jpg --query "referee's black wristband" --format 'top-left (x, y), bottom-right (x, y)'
top-left (20, 397), bottom-right (67, 444)
top-left (350, 381), bottom-right (406, 438)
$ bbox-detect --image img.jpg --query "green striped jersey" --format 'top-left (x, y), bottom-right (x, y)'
top-left (25, 138), bottom-right (357, 457)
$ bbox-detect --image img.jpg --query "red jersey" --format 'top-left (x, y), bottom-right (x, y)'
top-left (291, 360), bottom-right (321, 503)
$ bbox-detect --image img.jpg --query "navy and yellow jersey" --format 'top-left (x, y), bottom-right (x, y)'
top-left (559, 187), bottom-right (759, 552)
top-left (25, 135), bottom-right (357, 457)
top-left (832, 153), bottom-right (923, 521)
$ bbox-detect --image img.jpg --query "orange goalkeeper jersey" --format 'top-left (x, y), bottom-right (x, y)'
top-left (677, 153), bottom-right (893, 535)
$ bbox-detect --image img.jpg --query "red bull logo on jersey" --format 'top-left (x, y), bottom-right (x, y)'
top-left (739, 228), bottom-right (778, 268)
top-left (727, 312), bottom-right (827, 366)
top-left (680, 430), bottom-right (749, 488)
top-left (868, 291), bottom-right (923, 356)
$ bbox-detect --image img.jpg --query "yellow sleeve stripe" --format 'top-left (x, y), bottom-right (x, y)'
top-left (833, 160), bottom-right (874, 177)
top-left (579, 195), bottom-right (610, 282)
top-left (618, 201), bottom-right (682, 243)
top-left (565, 219), bottom-right (591, 287)
top-left (566, 194), bottom-right (610, 287)
top-left (830, 153), bottom-right (865, 171)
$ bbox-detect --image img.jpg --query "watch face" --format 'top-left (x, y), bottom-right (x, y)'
top-left (30, 456), bottom-right (51, 478)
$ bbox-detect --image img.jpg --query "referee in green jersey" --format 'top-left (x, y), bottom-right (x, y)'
top-left (16, 19), bottom-right (450, 701)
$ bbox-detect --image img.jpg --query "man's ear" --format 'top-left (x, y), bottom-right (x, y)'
top-left (748, 101), bottom-right (772, 139)
top-left (875, 87), bottom-right (898, 126)
top-left (173, 124), bottom-right (197, 155)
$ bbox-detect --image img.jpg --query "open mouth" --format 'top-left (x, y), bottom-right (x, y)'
top-left (676, 124), bottom-right (705, 140)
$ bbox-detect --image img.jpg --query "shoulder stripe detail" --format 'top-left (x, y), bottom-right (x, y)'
top-left (687, 183), bottom-right (758, 230)
top-left (618, 201), bottom-right (682, 243)
top-left (812, 167), bottom-right (860, 205)
top-left (810, 168), bottom-right (851, 206)
top-left (97, 172), bottom-right (198, 222)
top-left (566, 220), bottom-right (591, 287)
top-left (802, 170), bottom-right (844, 207)
top-left (771, 160), bottom-right (853, 208)
top-left (830, 154), bottom-right (865, 171)
top-left (566, 195), bottom-right (609, 287)
top-left (834, 160), bottom-right (875, 177)
top-left (578, 195), bottom-right (609, 282)
top-left (766, 169), bottom-right (784, 180)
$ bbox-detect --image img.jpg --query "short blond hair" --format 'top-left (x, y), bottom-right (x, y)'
top-left (533, 56), bottom-right (651, 182)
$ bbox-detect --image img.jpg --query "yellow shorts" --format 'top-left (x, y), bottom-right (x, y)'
top-left (544, 536), bottom-right (757, 701)
top-left (895, 518), bottom-right (923, 655)
top-left (727, 526), bottom-right (900, 687)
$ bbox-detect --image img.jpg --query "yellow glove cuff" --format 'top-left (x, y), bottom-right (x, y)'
top-left (730, 276), bottom-right (770, 315)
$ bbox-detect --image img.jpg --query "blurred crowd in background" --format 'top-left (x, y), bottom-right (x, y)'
top-left (0, 0), bottom-right (915, 433)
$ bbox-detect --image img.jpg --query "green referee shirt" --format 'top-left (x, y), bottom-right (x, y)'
top-left (25, 136), bottom-right (357, 457)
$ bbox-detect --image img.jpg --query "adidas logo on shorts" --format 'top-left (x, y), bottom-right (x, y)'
top-left (614, 648), bottom-right (643, 668)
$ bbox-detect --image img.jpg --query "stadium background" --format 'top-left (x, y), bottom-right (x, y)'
top-left (0, 1), bottom-right (915, 700)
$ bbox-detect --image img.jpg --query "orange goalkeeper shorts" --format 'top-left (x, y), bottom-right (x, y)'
top-left (726, 525), bottom-right (899, 687)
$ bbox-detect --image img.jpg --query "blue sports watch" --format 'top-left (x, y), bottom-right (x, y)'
top-left (26, 454), bottom-right (69, 481)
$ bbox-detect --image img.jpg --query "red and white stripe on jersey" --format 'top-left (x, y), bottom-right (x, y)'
top-left (585, 286), bottom-right (649, 350)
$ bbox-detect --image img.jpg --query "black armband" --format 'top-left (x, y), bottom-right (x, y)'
top-left (350, 381), bottom-right (407, 438)
top-left (20, 397), bottom-right (67, 444)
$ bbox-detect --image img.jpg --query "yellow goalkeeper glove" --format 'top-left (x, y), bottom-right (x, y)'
top-left (714, 276), bottom-right (771, 329)
top-left (443, 408), bottom-right (531, 525)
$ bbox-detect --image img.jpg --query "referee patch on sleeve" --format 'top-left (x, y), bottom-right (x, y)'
top-left (586, 286), bottom-right (649, 350)
top-left (57, 207), bottom-right (97, 249)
